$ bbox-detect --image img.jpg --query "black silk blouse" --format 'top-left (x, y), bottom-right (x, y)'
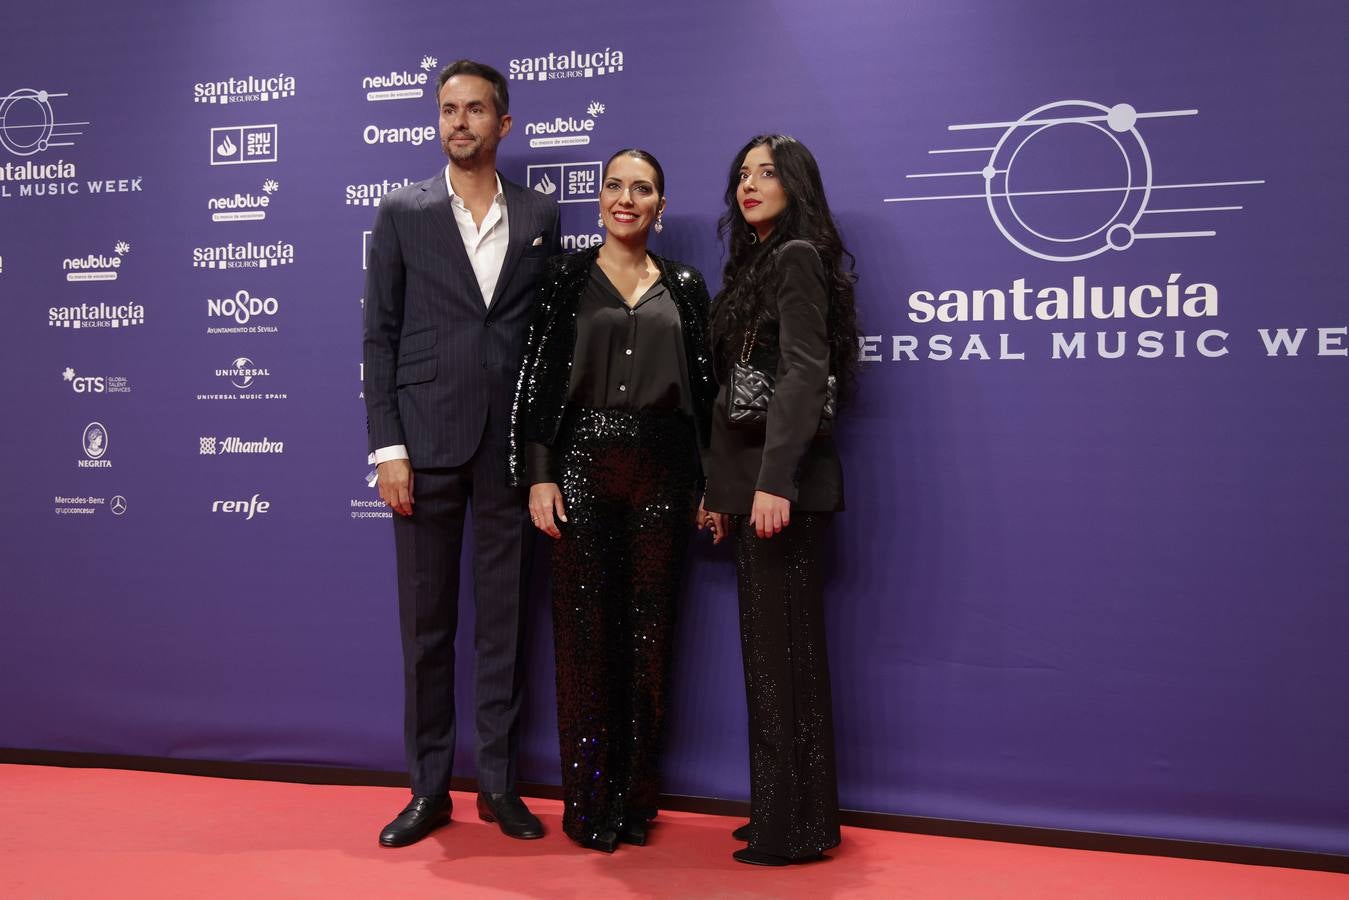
top-left (524, 267), bottom-right (694, 484)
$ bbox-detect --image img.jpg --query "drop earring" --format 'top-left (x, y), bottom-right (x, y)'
top-left (654, 215), bottom-right (664, 234)
top-left (598, 215), bottom-right (605, 228)
top-left (746, 225), bottom-right (758, 245)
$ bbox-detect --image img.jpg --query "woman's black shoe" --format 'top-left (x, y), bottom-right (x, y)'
top-left (731, 822), bottom-right (754, 842)
top-left (618, 820), bottom-right (648, 846)
top-left (580, 829), bottom-right (620, 853)
top-left (732, 848), bottom-right (824, 866)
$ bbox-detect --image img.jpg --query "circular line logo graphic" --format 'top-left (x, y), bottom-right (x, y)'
top-left (82, 422), bottom-right (108, 460)
top-left (110, 495), bottom-right (127, 516)
top-left (0, 89), bottom-right (55, 156)
top-left (983, 101), bottom-right (1150, 262)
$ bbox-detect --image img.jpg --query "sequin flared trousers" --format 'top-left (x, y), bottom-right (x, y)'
top-left (733, 512), bottom-right (842, 859)
top-left (551, 408), bottom-right (699, 844)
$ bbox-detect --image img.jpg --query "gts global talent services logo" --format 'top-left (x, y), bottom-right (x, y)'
top-left (527, 101), bottom-right (605, 149)
top-left (62, 241), bottom-right (130, 282)
top-left (193, 72), bottom-right (296, 105)
top-left (509, 48), bottom-right (624, 82)
top-left (345, 177), bottom-right (413, 208)
top-left (363, 55), bottom-right (437, 102)
top-left (193, 239), bottom-right (294, 269)
top-left (209, 179), bottom-right (279, 222)
top-left (62, 366), bottom-right (131, 395)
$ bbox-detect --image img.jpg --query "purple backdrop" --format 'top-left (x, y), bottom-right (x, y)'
top-left (1, 0), bottom-right (1345, 855)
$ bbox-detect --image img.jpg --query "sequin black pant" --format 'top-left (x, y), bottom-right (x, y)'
top-left (551, 408), bottom-right (699, 843)
top-left (733, 512), bottom-right (842, 859)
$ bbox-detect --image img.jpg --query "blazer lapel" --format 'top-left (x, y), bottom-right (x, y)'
top-left (417, 171), bottom-right (486, 308)
top-left (488, 178), bottom-right (531, 310)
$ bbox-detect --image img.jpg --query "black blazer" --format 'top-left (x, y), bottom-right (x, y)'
top-left (704, 240), bottom-right (844, 514)
top-left (363, 171), bottom-right (561, 469)
top-left (508, 247), bottom-right (717, 487)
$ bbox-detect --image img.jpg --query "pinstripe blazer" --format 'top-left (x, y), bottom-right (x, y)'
top-left (363, 171), bottom-right (562, 469)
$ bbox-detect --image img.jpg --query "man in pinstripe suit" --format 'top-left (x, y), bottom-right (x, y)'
top-left (363, 59), bottom-right (561, 847)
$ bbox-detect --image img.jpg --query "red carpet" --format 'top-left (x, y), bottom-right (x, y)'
top-left (0, 765), bottom-right (1342, 898)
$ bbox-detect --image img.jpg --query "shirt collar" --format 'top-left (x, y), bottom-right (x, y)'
top-left (445, 167), bottom-right (505, 207)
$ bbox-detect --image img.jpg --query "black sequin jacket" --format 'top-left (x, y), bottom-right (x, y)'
top-left (508, 247), bottom-right (717, 487)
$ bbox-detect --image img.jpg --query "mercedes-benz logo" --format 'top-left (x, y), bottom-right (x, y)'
top-left (110, 495), bottom-right (127, 516)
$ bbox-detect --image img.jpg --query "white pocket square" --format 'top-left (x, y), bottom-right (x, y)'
top-left (531, 235), bottom-right (544, 246)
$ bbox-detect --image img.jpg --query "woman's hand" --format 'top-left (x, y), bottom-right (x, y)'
top-left (697, 497), bottom-right (728, 545)
top-left (750, 490), bottom-right (791, 539)
top-left (529, 483), bottom-right (568, 539)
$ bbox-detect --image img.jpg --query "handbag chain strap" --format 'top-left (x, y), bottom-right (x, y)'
top-left (739, 318), bottom-right (761, 365)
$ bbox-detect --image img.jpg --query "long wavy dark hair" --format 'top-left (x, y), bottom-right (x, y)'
top-left (710, 134), bottom-right (859, 402)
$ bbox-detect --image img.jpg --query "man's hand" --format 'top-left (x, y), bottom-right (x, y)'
top-left (529, 482), bottom-right (568, 539)
top-left (377, 459), bottom-right (415, 517)
top-left (750, 490), bottom-right (791, 539)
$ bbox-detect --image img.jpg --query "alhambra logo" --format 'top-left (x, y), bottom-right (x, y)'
top-left (209, 179), bottom-right (279, 222)
top-left (887, 98), bottom-right (1264, 262)
top-left (526, 101), bottom-right (605, 149)
top-left (345, 177), bottom-right (413, 207)
top-left (363, 55), bottom-right (436, 102)
top-left (62, 241), bottom-right (130, 282)
top-left (193, 73), bottom-right (296, 105)
top-left (199, 435), bottom-right (284, 455)
top-left (193, 240), bottom-right (294, 269)
top-left (508, 48), bottom-right (624, 81)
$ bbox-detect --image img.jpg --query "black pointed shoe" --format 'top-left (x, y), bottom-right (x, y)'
top-left (732, 822), bottom-right (754, 842)
top-left (618, 820), bottom-right (648, 846)
top-left (476, 792), bottom-right (544, 840)
top-left (378, 795), bottom-right (451, 847)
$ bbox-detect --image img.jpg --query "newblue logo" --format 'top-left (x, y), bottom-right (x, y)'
top-left (62, 241), bottom-right (129, 282)
top-left (508, 49), bottom-right (624, 81)
top-left (194, 74), bottom-right (296, 105)
top-left (208, 179), bottom-right (278, 222)
top-left (210, 125), bottom-right (278, 166)
top-left (526, 101), bottom-right (604, 149)
top-left (363, 55), bottom-right (437, 102)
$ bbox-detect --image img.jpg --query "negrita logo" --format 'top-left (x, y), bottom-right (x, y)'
top-left (77, 421), bottom-right (111, 468)
top-left (209, 179), bottom-right (278, 222)
top-left (508, 48), bottom-right (624, 82)
top-left (363, 55), bottom-right (437, 102)
top-left (62, 241), bottom-right (130, 282)
top-left (210, 125), bottom-right (278, 166)
top-left (193, 73), bottom-right (296, 105)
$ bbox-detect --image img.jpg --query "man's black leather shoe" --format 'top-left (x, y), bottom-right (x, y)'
top-left (618, 820), bottom-right (648, 846)
top-left (379, 795), bottom-right (451, 847)
top-left (476, 792), bottom-right (544, 839)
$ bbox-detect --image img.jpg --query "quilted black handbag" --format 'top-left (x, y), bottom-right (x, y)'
top-left (727, 318), bottom-right (836, 435)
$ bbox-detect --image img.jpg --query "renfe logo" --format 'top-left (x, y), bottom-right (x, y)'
top-left (363, 55), bottom-right (437, 102)
top-left (211, 493), bottom-right (270, 519)
top-left (887, 99), bottom-right (1264, 262)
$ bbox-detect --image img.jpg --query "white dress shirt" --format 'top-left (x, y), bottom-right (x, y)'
top-left (370, 168), bottom-right (509, 466)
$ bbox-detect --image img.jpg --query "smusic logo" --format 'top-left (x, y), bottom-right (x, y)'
top-left (363, 55), bottom-right (437, 102)
top-left (209, 179), bottom-right (278, 222)
top-left (193, 240), bottom-right (294, 269)
top-left (508, 48), bottom-right (625, 81)
top-left (527, 161), bottom-right (602, 203)
top-left (193, 73), bottom-right (296, 105)
top-left (210, 124), bottom-right (278, 166)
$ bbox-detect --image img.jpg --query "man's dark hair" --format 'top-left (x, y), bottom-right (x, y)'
top-left (435, 59), bottom-right (510, 116)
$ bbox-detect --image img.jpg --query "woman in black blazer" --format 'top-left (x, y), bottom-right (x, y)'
top-left (509, 149), bottom-right (717, 853)
top-left (702, 134), bottom-right (859, 866)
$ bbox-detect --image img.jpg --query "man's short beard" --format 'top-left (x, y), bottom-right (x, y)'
top-left (446, 141), bottom-right (482, 162)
